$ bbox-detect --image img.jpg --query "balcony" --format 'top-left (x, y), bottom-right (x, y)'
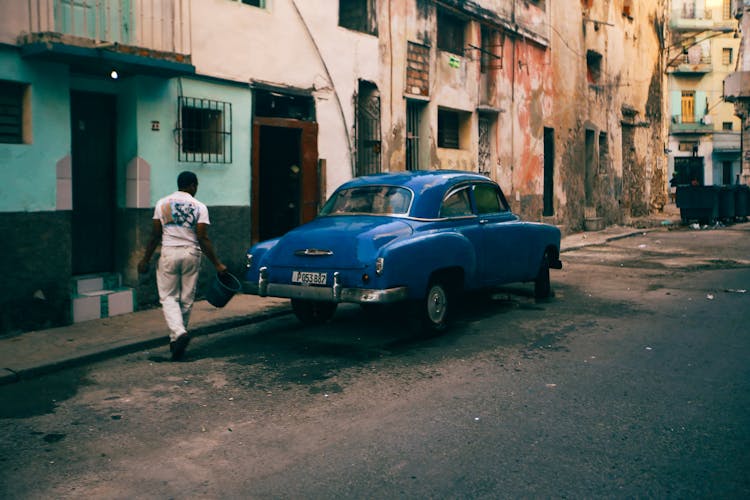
top-left (17, 0), bottom-right (193, 78)
top-left (724, 71), bottom-right (750, 102)
top-left (670, 8), bottom-right (737, 32)
top-left (670, 115), bottom-right (714, 134)
top-left (712, 131), bottom-right (741, 153)
top-left (668, 55), bottom-right (713, 74)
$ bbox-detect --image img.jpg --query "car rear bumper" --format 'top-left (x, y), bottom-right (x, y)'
top-left (242, 269), bottom-right (408, 304)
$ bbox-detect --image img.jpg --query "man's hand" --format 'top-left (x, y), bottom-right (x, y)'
top-left (216, 263), bottom-right (228, 274)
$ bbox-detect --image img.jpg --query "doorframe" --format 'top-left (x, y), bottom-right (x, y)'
top-left (252, 117), bottom-right (319, 244)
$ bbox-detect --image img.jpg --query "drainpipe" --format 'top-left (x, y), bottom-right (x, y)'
top-left (289, 0), bottom-right (355, 177)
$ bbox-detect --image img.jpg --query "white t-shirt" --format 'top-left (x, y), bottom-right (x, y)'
top-left (153, 191), bottom-right (210, 248)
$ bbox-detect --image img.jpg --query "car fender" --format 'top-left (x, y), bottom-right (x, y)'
top-left (244, 238), bottom-right (281, 281)
top-left (378, 230), bottom-right (478, 299)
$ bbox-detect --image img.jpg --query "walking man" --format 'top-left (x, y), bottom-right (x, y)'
top-left (138, 171), bottom-right (227, 360)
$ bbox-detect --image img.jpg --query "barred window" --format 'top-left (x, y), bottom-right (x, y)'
top-left (0, 81), bottom-right (27, 144)
top-left (178, 97), bottom-right (232, 164)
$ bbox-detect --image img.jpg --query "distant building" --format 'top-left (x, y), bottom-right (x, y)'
top-left (724, 0), bottom-right (750, 185)
top-left (668, 0), bottom-right (741, 188)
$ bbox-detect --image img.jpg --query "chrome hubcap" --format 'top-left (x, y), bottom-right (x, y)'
top-left (427, 285), bottom-right (447, 324)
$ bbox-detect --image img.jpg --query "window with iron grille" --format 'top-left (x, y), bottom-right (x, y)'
top-left (437, 10), bottom-right (465, 55)
top-left (339, 0), bottom-right (377, 35)
top-left (0, 81), bottom-right (26, 144)
top-left (178, 97), bottom-right (232, 163)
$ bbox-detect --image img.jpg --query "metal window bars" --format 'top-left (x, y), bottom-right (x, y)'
top-left (177, 97), bottom-right (232, 164)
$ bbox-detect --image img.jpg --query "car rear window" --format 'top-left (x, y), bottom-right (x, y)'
top-left (320, 186), bottom-right (412, 215)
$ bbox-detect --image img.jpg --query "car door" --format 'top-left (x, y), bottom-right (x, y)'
top-left (471, 182), bottom-right (527, 284)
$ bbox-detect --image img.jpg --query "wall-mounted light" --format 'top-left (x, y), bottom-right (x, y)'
top-left (110, 70), bottom-right (119, 80)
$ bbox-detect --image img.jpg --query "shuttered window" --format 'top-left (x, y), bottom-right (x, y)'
top-left (0, 81), bottom-right (25, 144)
top-left (438, 109), bottom-right (460, 149)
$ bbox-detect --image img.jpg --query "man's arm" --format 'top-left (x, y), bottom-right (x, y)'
top-left (196, 223), bottom-right (228, 273)
top-left (138, 219), bottom-right (163, 274)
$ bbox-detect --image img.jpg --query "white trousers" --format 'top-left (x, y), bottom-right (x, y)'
top-left (157, 246), bottom-right (202, 342)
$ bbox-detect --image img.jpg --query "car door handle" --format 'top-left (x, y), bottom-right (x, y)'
top-left (479, 219), bottom-right (489, 224)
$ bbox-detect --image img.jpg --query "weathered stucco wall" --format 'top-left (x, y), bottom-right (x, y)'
top-left (551, 0), bottom-right (666, 231)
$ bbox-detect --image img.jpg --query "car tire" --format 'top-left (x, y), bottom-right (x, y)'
top-left (291, 299), bottom-right (337, 326)
top-left (421, 280), bottom-right (450, 332)
top-left (534, 251), bottom-right (552, 299)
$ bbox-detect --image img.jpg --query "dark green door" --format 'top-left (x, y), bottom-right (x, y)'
top-left (71, 91), bottom-right (116, 275)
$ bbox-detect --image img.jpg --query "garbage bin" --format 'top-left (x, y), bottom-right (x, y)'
top-left (736, 185), bottom-right (750, 220)
top-left (676, 185), bottom-right (720, 224)
top-left (718, 185), bottom-right (736, 222)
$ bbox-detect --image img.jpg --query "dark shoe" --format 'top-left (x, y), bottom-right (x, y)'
top-left (170, 333), bottom-right (191, 361)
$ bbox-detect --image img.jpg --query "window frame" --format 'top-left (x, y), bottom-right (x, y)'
top-left (338, 0), bottom-right (378, 36)
top-left (722, 47), bottom-right (733, 66)
top-left (472, 182), bottom-right (510, 215)
top-left (439, 185), bottom-right (474, 218)
top-left (177, 96), bottom-right (232, 164)
top-left (437, 10), bottom-right (465, 56)
top-left (0, 80), bottom-right (29, 145)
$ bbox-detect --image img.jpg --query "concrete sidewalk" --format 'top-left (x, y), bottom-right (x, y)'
top-left (0, 216), bottom-right (681, 386)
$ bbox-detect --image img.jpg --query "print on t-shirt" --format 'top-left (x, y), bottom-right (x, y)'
top-left (162, 201), bottom-right (198, 228)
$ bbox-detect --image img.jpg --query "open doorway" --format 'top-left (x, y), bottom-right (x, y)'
top-left (252, 118), bottom-right (319, 243)
top-left (70, 91), bottom-right (116, 275)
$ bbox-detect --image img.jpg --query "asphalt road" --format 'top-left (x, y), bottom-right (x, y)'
top-left (1, 225), bottom-right (749, 498)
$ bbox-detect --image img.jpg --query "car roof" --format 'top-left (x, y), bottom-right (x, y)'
top-left (334, 170), bottom-right (494, 219)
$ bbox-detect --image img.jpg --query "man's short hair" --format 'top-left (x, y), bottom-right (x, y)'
top-left (177, 171), bottom-right (198, 189)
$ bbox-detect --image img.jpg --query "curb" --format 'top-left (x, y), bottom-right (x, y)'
top-left (0, 306), bottom-right (292, 387)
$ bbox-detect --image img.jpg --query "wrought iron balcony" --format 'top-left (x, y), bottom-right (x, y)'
top-left (17, 0), bottom-right (193, 77)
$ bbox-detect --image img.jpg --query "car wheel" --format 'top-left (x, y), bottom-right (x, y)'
top-left (534, 251), bottom-right (552, 299)
top-left (422, 280), bottom-right (449, 332)
top-left (291, 299), bottom-right (337, 326)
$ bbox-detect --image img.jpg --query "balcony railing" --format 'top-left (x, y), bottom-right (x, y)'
top-left (24, 0), bottom-right (191, 56)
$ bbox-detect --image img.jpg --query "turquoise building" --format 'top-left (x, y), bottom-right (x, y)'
top-left (0, 1), bottom-right (321, 332)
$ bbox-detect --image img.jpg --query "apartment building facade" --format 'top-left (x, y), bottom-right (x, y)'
top-left (668, 0), bottom-right (741, 188)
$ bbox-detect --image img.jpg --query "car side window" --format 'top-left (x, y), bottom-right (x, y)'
top-left (474, 183), bottom-right (508, 214)
top-left (440, 187), bottom-right (473, 217)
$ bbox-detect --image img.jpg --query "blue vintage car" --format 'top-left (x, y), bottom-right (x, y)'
top-left (243, 170), bottom-right (562, 330)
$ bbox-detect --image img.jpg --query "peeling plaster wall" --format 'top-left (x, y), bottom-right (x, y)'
top-left (551, 0), bottom-right (666, 231)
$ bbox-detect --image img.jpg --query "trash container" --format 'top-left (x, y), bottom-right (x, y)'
top-left (718, 185), bottom-right (736, 222)
top-left (735, 185), bottom-right (750, 220)
top-left (676, 185), bottom-right (720, 224)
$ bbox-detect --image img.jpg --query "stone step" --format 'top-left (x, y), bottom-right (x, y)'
top-left (71, 274), bottom-right (134, 323)
top-left (71, 273), bottom-right (122, 295)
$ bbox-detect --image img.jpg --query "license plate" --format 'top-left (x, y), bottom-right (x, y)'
top-left (291, 271), bottom-right (327, 285)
